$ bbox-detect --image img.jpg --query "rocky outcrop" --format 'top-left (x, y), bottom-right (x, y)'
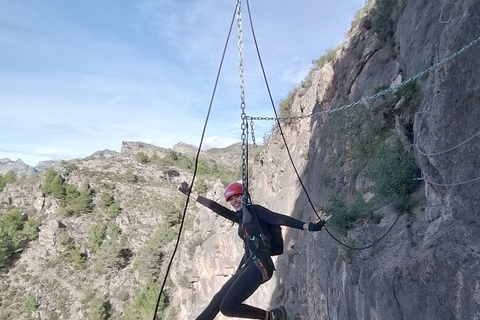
top-left (0, 158), bottom-right (37, 176)
top-left (120, 141), bottom-right (169, 157)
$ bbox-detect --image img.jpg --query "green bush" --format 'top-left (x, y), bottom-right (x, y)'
top-left (372, 0), bottom-right (396, 42)
top-left (124, 169), bottom-right (138, 183)
top-left (152, 151), bottom-right (193, 170)
top-left (24, 294), bottom-right (39, 313)
top-left (89, 296), bottom-right (111, 320)
top-left (106, 202), bottom-right (121, 220)
top-left (42, 169), bottom-right (66, 199)
top-left (0, 175), bottom-right (5, 191)
top-left (325, 194), bottom-right (372, 232)
top-left (100, 190), bottom-right (114, 209)
top-left (0, 209), bottom-right (25, 266)
top-left (65, 184), bottom-right (80, 206)
top-left (4, 170), bottom-right (16, 184)
top-left (41, 168), bottom-right (57, 195)
top-left (0, 210), bottom-right (41, 267)
top-left (70, 245), bottom-right (86, 264)
top-left (136, 152), bottom-right (150, 164)
top-left (22, 218), bottom-right (40, 241)
top-left (50, 175), bottom-right (66, 199)
top-left (133, 225), bottom-right (171, 277)
top-left (59, 233), bottom-right (86, 264)
top-left (63, 182), bottom-right (93, 216)
top-left (59, 233), bottom-right (75, 248)
top-left (194, 179), bottom-right (208, 195)
top-left (279, 89), bottom-right (296, 123)
top-left (367, 138), bottom-right (420, 211)
top-left (88, 223), bottom-right (106, 253)
top-left (312, 45), bottom-right (341, 69)
top-left (61, 161), bottom-right (77, 175)
top-left (132, 277), bottom-right (166, 320)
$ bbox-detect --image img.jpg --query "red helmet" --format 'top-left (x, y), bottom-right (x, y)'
top-left (224, 182), bottom-right (243, 201)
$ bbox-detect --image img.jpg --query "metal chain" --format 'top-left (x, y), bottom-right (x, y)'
top-left (247, 34), bottom-right (480, 123)
top-left (250, 118), bottom-right (257, 147)
top-left (237, 0), bottom-right (249, 204)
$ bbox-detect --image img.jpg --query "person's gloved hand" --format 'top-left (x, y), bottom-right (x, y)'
top-left (178, 181), bottom-right (190, 195)
top-left (308, 215), bottom-right (332, 231)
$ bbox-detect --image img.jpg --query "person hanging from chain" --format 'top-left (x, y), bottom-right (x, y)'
top-left (178, 181), bottom-right (331, 320)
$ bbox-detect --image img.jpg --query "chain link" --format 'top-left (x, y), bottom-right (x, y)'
top-left (250, 118), bottom-right (257, 147)
top-left (247, 34), bottom-right (480, 123)
top-left (236, 0), bottom-right (249, 204)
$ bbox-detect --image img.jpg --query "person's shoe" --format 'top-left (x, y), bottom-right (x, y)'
top-left (270, 306), bottom-right (287, 320)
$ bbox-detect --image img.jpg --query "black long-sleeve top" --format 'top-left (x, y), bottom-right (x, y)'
top-left (196, 195), bottom-right (305, 263)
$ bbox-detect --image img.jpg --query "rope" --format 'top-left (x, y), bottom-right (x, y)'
top-left (414, 129), bottom-right (480, 157)
top-left (324, 215), bottom-right (400, 251)
top-left (151, 3), bottom-right (239, 319)
top-left (247, 34), bottom-right (480, 122)
top-left (245, 0), bottom-right (397, 251)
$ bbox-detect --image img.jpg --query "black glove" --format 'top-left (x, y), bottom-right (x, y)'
top-left (308, 220), bottom-right (326, 232)
top-left (178, 182), bottom-right (190, 195)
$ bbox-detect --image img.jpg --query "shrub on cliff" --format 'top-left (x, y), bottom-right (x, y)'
top-left (325, 194), bottom-right (371, 232)
top-left (367, 138), bottom-right (420, 211)
top-left (136, 152), bottom-right (150, 164)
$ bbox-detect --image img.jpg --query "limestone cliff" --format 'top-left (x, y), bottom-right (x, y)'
top-left (169, 0), bottom-right (480, 319)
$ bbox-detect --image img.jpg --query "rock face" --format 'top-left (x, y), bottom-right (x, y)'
top-left (0, 158), bottom-right (37, 176)
top-left (168, 0), bottom-right (480, 319)
top-left (120, 141), bottom-right (169, 157)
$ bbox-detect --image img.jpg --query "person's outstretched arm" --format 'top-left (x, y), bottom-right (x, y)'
top-left (179, 182), bottom-right (238, 223)
top-left (253, 205), bottom-right (331, 231)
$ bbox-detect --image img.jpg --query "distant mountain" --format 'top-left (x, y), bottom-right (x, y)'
top-left (89, 149), bottom-right (119, 157)
top-left (0, 158), bottom-right (37, 176)
top-left (34, 160), bottom-right (59, 172)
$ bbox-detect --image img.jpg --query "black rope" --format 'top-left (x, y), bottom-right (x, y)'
top-left (244, 0), bottom-right (399, 251)
top-left (152, 2), bottom-right (239, 319)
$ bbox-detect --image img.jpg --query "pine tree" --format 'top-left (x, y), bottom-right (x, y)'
top-left (0, 175), bottom-right (5, 191)
top-left (74, 182), bottom-right (92, 214)
top-left (41, 168), bottom-right (57, 195)
top-left (4, 170), bottom-right (16, 184)
top-left (50, 175), bottom-right (66, 199)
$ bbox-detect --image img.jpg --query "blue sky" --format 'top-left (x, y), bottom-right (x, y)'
top-left (0, 0), bottom-right (365, 166)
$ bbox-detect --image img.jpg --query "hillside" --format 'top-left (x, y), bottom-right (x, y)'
top-left (1, 0), bottom-right (480, 319)
top-left (0, 141), bottom-right (254, 320)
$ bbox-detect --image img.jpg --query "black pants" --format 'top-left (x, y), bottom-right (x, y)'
top-left (195, 261), bottom-right (269, 319)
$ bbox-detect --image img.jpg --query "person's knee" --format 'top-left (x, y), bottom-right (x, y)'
top-left (219, 299), bottom-right (237, 317)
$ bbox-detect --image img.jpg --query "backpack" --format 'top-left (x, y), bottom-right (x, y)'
top-left (243, 205), bottom-right (284, 256)
top-left (266, 223), bottom-right (283, 256)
